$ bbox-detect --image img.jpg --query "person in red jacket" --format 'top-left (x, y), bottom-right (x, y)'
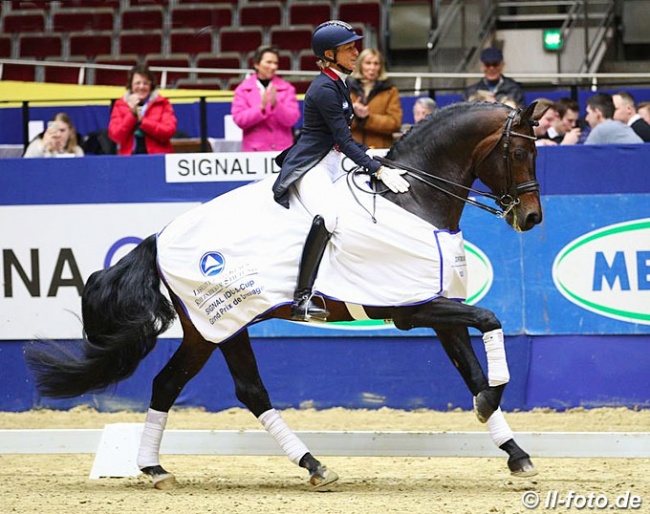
top-left (108, 64), bottom-right (178, 155)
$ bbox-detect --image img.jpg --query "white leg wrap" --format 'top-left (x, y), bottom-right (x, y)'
top-left (486, 407), bottom-right (514, 447)
top-left (137, 408), bottom-right (168, 469)
top-left (483, 328), bottom-right (510, 386)
top-left (258, 409), bottom-right (309, 465)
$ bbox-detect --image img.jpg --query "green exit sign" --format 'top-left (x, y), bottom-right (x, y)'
top-left (543, 29), bottom-right (563, 51)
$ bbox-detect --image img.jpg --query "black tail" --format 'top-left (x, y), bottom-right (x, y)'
top-left (24, 235), bottom-right (176, 398)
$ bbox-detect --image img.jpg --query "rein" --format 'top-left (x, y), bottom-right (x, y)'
top-left (372, 108), bottom-right (540, 218)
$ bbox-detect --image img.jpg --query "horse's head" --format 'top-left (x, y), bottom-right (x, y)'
top-left (472, 102), bottom-right (543, 232)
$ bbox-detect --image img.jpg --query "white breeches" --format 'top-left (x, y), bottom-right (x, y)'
top-left (294, 150), bottom-right (342, 233)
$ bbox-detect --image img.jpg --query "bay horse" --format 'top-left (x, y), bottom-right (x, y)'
top-left (24, 101), bottom-right (543, 490)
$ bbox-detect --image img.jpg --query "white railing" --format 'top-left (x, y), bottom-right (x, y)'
top-left (2, 58), bottom-right (650, 97)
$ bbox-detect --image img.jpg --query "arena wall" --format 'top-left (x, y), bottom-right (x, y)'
top-left (1, 145), bottom-right (649, 412)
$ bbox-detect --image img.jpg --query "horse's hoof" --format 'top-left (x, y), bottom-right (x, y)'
top-left (509, 457), bottom-right (538, 478)
top-left (309, 466), bottom-right (339, 491)
top-left (473, 393), bottom-right (495, 423)
top-left (141, 465), bottom-right (177, 490)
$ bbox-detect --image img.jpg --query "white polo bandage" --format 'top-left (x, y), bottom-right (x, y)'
top-left (483, 328), bottom-right (510, 386)
top-left (486, 407), bottom-right (514, 447)
top-left (137, 408), bottom-right (168, 469)
top-left (258, 409), bottom-right (309, 465)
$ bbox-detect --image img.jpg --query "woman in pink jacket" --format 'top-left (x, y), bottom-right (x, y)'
top-left (109, 64), bottom-right (178, 155)
top-left (231, 45), bottom-right (300, 152)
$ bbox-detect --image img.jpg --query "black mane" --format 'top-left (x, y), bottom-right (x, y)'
top-left (389, 101), bottom-right (512, 160)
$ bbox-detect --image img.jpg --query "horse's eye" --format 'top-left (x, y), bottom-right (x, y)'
top-left (514, 148), bottom-right (527, 160)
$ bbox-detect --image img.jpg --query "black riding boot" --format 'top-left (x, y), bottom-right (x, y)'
top-left (291, 215), bottom-right (331, 321)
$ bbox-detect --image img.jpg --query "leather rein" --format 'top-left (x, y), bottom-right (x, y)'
top-left (372, 109), bottom-right (540, 218)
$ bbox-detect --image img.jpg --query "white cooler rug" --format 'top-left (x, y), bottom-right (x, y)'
top-left (156, 173), bottom-right (468, 344)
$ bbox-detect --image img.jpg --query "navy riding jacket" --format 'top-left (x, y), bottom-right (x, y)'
top-left (272, 68), bottom-right (381, 208)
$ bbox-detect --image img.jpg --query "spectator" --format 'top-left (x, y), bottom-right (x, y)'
top-left (638, 101), bottom-right (650, 125)
top-left (548, 97), bottom-right (582, 145)
top-left (412, 96), bottom-right (437, 124)
top-left (584, 93), bottom-right (642, 145)
top-left (499, 95), bottom-right (519, 109)
top-left (24, 112), bottom-right (84, 158)
top-left (232, 45), bottom-right (300, 152)
top-left (348, 48), bottom-right (402, 149)
top-left (531, 98), bottom-right (560, 146)
top-left (467, 89), bottom-right (497, 103)
top-left (464, 47), bottom-right (525, 108)
top-left (108, 64), bottom-right (177, 155)
top-left (612, 91), bottom-right (650, 142)
top-left (395, 96), bottom-right (436, 141)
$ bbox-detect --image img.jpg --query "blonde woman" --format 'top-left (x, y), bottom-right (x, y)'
top-left (24, 112), bottom-right (84, 158)
top-left (348, 48), bottom-right (402, 149)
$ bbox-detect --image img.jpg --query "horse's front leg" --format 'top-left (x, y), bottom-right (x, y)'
top-left (219, 331), bottom-right (339, 490)
top-left (392, 297), bottom-right (509, 422)
top-left (138, 329), bottom-right (217, 489)
top-left (435, 326), bottom-right (536, 476)
top-left (391, 299), bottom-right (536, 477)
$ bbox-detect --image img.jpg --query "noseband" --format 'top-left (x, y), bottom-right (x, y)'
top-left (374, 107), bottom-right (539, 218)
top-left (492, 109), bottom-right (539, 215)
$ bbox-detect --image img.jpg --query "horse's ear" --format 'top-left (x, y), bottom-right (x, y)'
top-left (520, 101), bottom-right (543, 127)
top-left (527, 101), bottom-right (549, 122)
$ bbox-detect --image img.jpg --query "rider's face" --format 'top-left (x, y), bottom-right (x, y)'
top-left (331, 42), bottom-right (359, 70)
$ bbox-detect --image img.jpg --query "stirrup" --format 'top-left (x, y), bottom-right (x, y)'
top-left (291, 294), bottom-right (329, 322)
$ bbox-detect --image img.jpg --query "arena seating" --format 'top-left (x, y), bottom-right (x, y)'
top-left (69, 32), bottom-right (113, 60)
top-left (145, 54), bottom-right (192, 86)
top-left (289, 2), bottom-right (332, 27)
top-left (0, 0), bottom-right (386, 90)
top-left (121, 6), bottom-right (165, 31)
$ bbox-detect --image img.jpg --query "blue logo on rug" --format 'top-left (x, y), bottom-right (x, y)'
top-left (200, 252), bottom-right (225, 276)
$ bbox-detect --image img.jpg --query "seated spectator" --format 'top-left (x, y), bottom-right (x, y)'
top-left (349, 48), bottom-right (402, 149)
top-left (531, 98), bottom-right (560, 146)
top-left (612, 91), bottom-right (650, 142)
top-left (467, 89), bottom-right (497, 103)
top-left (108, 64), bottom-right (177, 155)
top-left (548, 97), bottom-right (582, 145)
top-left (584, 93), bottom-right (643, 145)
top-left (412, 96), bottom-right (437, 124)
top-left (23, 112), bottom-right (84, 158)
top-left (231, 45), bottom-right (300, 152)
top-left (464, 47), bottom-right (525, 108)
top-left (638, 101), bottom-right (650, 125)
top-left (395, 96), bottom-right (437, 140)
top-left (499, 95), bottom-right (519, 109)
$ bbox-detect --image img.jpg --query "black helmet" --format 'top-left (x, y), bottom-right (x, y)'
top-left (311, 20), bottom-right (363, 60)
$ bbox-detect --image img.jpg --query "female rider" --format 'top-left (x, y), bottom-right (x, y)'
top-left (272, 20), bottom-right (410, 322)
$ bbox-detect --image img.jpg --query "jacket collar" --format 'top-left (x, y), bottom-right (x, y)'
top-left (322, 67), bottom-right (348, 84)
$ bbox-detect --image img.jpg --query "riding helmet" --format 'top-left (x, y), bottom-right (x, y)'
top-left (311, 20), bottom-right (363, 59)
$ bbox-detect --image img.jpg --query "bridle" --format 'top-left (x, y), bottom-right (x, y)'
top-left (372, 108), bottom-right (539, 218)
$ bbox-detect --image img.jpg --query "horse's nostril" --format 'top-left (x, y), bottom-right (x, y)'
top-left (526, 211), bottom-right (543, 227)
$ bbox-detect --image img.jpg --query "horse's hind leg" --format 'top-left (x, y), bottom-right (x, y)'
top-left (138, 326), bottom-right (218, 489)
top-left (219, 331), bottom-right (339, 489)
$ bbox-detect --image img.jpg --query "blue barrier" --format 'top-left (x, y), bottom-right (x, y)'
top-left (1, 145), bottom-right (649, 412)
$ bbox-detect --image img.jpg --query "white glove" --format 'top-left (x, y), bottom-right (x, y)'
top-left (375, 166), bottom-right (410, 193)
